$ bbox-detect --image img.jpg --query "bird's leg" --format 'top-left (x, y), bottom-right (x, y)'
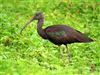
top-left (60, 45), bottom-right (72, 65)
top-left (66, 45), bottom-right (72, 63)
top-left (60, 45), bottom-right (69, 65)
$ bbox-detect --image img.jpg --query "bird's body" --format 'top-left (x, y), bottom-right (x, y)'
top-left (44, 25), bottom-right (93, 45)
top-left (20, 12), bottom-right (93, 46)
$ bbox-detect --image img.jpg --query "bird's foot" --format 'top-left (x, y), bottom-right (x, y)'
top-left (67, 52), bottom-right (73, 63)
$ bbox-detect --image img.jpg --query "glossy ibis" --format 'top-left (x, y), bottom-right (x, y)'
top-left (20, 12), bottom-right (93, 62)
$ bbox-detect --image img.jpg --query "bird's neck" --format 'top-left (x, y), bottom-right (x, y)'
top-left (37, 18), bottom-right (44, 29)
top-left (37, 18), bottom-right (47, 39)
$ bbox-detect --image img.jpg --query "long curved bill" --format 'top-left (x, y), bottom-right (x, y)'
top-left (20, 17), bottom-right (34, 34)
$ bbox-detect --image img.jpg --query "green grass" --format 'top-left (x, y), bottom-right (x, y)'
top-left (0, 0), bottom-right (100, 75)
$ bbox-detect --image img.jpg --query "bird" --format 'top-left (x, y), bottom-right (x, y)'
top-left (20, 12), bottom-right (93, 62)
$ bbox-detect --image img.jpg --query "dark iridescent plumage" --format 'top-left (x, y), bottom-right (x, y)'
top-left (20, 12), bottom-right (93, 46)
top-left (44, 25), bottom-right (93, 45)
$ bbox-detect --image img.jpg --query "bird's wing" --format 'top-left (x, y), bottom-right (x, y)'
top-left (45, 27), bottom-right (66, 38)
top-left (45, 25), bottom-right (93, 44)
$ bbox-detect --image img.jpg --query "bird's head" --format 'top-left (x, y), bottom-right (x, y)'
top-left (20, 12), bottom-right (44, 34)
top-left (33, 12), bottom-right (44, 20)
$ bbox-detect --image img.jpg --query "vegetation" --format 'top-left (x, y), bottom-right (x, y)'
top-left (0, 0), bottom-right (100, 75)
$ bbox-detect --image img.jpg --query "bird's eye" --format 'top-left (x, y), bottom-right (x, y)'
top-left (35, 14), bottom-right (38, 16)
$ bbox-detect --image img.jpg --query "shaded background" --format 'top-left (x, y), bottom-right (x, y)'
top-left (0, 0), bottom-right (100, 75)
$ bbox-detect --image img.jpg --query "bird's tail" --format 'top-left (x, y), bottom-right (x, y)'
top-left (75, 30), bottom-right (93, 42)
